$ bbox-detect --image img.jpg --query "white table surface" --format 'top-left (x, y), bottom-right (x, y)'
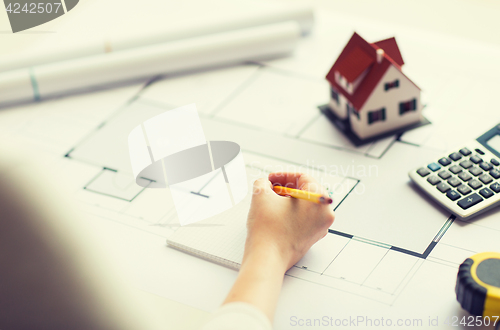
top-left (1, 1), bottom-right (499, 329)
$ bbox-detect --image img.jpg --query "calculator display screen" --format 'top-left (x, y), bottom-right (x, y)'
top-left (487, 135), bottom-right (500, 153)
top-left (476, 125), bottom-right (500, 158)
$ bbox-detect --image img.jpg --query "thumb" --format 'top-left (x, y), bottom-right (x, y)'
top-left (252, 178), bottom-right (273, 198)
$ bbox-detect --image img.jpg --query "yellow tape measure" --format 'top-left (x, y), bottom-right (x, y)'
top-left (456, 252), bottom-right (500, 322)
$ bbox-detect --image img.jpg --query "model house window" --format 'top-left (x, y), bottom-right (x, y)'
top-left (384, 79), bottom-right (399, 91)
top-left (399, 98), bottom-right (417, 115)
top-left (330, 87), bottom-right (339, 104)
top-left (368, 108), bottom-right (386, 124)
top-left (347, 103), bottom-right (359, 120)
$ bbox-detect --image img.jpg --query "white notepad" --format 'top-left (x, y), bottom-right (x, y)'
top-left (166, 194), bottom-right (252, 270)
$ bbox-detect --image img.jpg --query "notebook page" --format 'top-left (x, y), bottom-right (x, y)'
top-left (166, 192), bottom-right (251, 270)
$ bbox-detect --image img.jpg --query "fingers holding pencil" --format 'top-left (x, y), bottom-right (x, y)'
top-left (246, 172), bottom-right (335, 269)
top-left (268, 172), bottom-right (332, 204)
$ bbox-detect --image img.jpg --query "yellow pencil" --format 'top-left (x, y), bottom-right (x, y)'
top-left (272, 186), bottom-right (333, 204)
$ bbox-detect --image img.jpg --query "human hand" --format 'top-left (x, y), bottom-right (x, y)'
top-left (244, 172), bottom-right (335, 271)
top-left (222, 172), bottom-right (334, 320)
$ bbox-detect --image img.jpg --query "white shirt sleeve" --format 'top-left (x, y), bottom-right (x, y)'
top-left (200, 302), bottom-right (273, 330)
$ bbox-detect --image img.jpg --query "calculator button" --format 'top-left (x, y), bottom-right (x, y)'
top-left (449, 165), bottom-right (462, 174)
top-left (458, 172), bottom-right (472, 182)
top-left (437, 182), bottom-right (451, 193)
top-left (427, 176), bottom-right (440, 185)
top-left (491, 158), bottom-right (500, 166)
top-left (458, 185), bottom-right (472, 195)
top-left (438, 170), bottom-right (451, 180)
top-left (427, 163), bottom-right (441, 172)
top-left (470, 155), bottom-right (483, 164)
top-left (469, 167), bottom-right (483, 176)
top-left (459, 148), bottom-right (472, 156)
top-left (449, 152), bottom-right (462, 161)
top-left (468, 179), bottom-right (482, 190)
top-left (457, 193), bottom-right (483, 210)
top-left (438, 157), bottom-right (451, 166)
top-left (446, 190), bottom-right (460, 201)
top-left (489, 169), bottom-right (500, 179)
top-left (478, 174), bottom-right (493, 184)
top-left (417, 167), bottom-right (430, 177)
top-left (479, 188), bottom-right (494, 199)
top-left (480, 162), bottom-right (493, 171)
top-left (475, 148), bottom-right (485, 155)
top-left (490, 182), bottom-right (500, 193)
top-left (447, 177), bottom-right (461, 187)
top-left (459, 160), bottom-right (473, 169)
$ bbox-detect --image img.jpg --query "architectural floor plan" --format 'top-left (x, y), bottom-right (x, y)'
top-left (2, 9), bottom-right (500, 330)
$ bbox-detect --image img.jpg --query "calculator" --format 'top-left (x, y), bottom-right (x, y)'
top-left (409, 124), bottom-right (500, 220)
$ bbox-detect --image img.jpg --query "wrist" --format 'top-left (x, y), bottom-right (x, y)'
top-left (242, 238), bottom-right (290, 275)
top-left (224, 237), bottom-right (287, 321)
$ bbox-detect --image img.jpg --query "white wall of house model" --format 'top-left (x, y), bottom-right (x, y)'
top-left (329, 65), bottom-right (421, 140)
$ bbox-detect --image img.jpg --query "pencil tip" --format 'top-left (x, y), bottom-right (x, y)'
top-left (319, 196), bottom-right (333, 204)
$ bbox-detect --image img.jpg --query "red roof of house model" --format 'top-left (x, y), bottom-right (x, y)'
top-left (325, 33), bottom-right (419, 111)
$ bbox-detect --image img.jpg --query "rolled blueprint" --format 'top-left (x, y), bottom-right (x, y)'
top-left (0, 21), bottom-right (301, 108)
top-left (0, 4), bottom-right (313, 73)
top-left (128, 104), bottom-right (248, 226)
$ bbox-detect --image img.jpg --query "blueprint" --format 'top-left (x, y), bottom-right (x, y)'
top-left (2, 8), bottom-right (500, 330)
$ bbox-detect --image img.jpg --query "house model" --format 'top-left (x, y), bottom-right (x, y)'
top-left (324, 32), bottom-right (427, 144)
